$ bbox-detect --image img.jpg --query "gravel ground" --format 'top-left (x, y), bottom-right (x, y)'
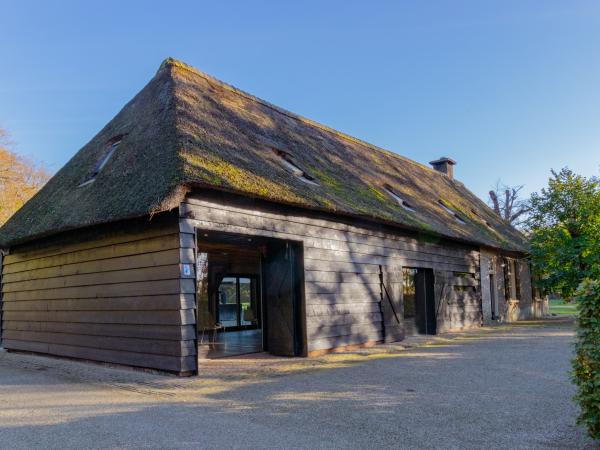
top-left (0, 318), bottom-right (596, 449)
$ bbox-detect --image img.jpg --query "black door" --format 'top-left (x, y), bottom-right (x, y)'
top-left (415, 269), bottom-right (437, 335)
top-left (489, 274), bottom-right (497, 320)
top-left (263, 241), bottom-right (304, 356)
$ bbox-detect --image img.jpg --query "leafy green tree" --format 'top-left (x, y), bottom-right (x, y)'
top-left (527, 167), bottom-right (600, 439)
top-left (527, 168), bottom-right (600, 298)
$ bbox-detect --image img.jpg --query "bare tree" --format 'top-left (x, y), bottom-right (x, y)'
top-left (488, 180), bottom-right (530, 227)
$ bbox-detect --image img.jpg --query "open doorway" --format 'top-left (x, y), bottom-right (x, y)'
top-left (402, 267), bottom-right (436, 335)
top-left (489, 273), bottom-right (498, 320)
top-left (196, 230), bottom-right (305, 358)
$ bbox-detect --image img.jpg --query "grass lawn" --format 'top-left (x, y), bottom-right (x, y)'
top-left (549, 299), bottom-right (578, 315)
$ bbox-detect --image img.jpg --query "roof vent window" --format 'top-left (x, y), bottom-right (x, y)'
top-left (438, 200), bottom-right (466, 224)
top-left (471, 208), bottom-right (495, 229)
top-left (384, 185), bottom-right (415, 212)
top-left (78, 137), bottom-right (122, 187)
top-left (273, 149), bottom-right (318, 185)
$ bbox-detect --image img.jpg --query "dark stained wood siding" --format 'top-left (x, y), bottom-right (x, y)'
top-left (517, 260), bottom-right (534, 319)
top-left (0, 215), bottom-right (196, 374)
top-left (180, 194), bottom-right (483, 353)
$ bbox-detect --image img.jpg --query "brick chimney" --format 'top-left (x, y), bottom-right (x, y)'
top-left (429, 157), bottom-right (456, 179)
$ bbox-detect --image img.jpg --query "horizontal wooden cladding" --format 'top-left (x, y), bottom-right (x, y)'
top-left (2, 309), bottom-right (195, 325)
top-left (2, 279), bottom-right (194, 302)
top-left (180, 200), bottom-right (478, 259)
top-left (3, 340), bottom-right (196, 373)
top-left (4, 221), bottom-right (179, 265)
top-left (443, 311), bottom-right (482, 325)
top-left (3, 321), bottom-right (196, 341)
top-left (304, 259), bottom-right (382, 274)
top-left (304, 249), bottom-right (475, 273)
top-left (306, 312), bottom-right (383, 327)
top-left (445, 304), bottom-right (482, 313)
top-left (307, 239), bottom-right (477, 268)
top-left (183, 217), bottom-right (477, 270)
top-left (305, 293), bottom-right (380, 305)
top-left (3, 330), bottom-right (196, 357)
top-left (308, 331), bottom-right (384, 352)
top-left (0, 217), bottom-right (198, 374)
top-left (304, 270), bottom-right (380, 284)
top-left (180, 233), bottom-right (195, 249)
top-left (307, 322), bottom-right (382, 340)
top-left (450, 276), bottom-right (478, 287)
top-left (2, 233), bottom-right (181, 275)
top-left (2, 264), bottom-right (181, 293)
top-left (446, 291), bottom-right (479, 304)
top-left (1, 294), bottom-right (195, 312)
top-left (1, 249), bottom-right (180, 284)
top-left (307, 303), bottom-right (381, 317)
top-left (305, 281), bottom-right (381, 297)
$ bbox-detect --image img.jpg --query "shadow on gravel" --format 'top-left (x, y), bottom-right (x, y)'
top-left (0, 318), bottom-right (596, 449)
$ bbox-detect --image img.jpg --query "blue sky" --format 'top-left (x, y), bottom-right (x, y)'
top-left (1, 0), bottom-right (599, 201)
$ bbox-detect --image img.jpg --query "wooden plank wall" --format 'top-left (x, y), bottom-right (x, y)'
top-left (0, 215), bottom-right (196, 374)
top-left (517, 260), bottom-right (534, 320)
top-left (479, 251), bottom-right (534, 323)
top-left (180, 195), bottom-right (482, 353)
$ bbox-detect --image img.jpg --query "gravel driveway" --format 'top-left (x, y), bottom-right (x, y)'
top-left (0, 318), bottom-right (595, 449)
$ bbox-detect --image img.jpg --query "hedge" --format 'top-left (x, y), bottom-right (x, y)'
top-left (573, 278), bottom-right (600, 440)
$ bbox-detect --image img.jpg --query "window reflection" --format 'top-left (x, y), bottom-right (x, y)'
top-left (403, 268), bottom-right (417, 319)
top-left (217, 276), bottom-right (259, 330)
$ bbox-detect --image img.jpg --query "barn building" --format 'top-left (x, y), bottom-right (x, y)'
top-left (0, 59), bottom-right (542, 375)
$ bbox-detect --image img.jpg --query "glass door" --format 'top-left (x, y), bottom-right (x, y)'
top-left (217, 275), bottom-right (259, 331)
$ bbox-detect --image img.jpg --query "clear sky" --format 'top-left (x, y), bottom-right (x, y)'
top-left (1, 0), bottom-right (599, 201)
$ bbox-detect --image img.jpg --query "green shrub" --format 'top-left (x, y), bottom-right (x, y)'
top-left (572, 278), bottom-right (600, 440)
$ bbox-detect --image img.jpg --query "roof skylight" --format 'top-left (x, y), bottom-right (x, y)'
top-left (438, 200), bottom-right (466, 224)
top-left (470, 208), bottom-right (495, 229)
top-left (273, 149), bottom-right (318, 185)
top-left (78, 137), bottom-right (123, 187)
top-left (384, 185), bottom-right (415, 212)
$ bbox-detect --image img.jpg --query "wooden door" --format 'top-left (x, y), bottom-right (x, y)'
top-left (263, 241), bottom-right (303, 356)
top-left (415, 269), bottom-right (437, 335)
top-left (380, 267), bottom-right (404, 342)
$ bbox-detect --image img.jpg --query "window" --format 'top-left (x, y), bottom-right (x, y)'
top-left (78, 137), bottom-right (123, 187)
top-left (272, 149), bottom-right (318, 185)
top-left (402, 267), bottom-right (418, 319)
top-left (438, 200), bottom-right (466, 224)
top-left (471, 208), bottom-right (495, 229)
top-left (383, 185), bottom-right (415, 211)
top-left (217, 275), bottom-right (259, 330)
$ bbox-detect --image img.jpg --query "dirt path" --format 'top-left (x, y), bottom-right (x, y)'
top-left (0, 319), bottom-right (595, 449)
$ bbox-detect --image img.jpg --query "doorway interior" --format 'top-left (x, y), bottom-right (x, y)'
top-left (196, 230), bottom-right (305, 358)
top-left (489, 273), bottom-right (498, 320)
top-left (402, 267), bottom-right (437, 335)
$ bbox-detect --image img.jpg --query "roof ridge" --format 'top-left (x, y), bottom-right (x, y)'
top-left (158, 57), bottom-right (447, 179)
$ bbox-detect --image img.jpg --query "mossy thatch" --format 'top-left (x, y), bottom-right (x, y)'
top-left (0, 58), bottom-right (527, 252)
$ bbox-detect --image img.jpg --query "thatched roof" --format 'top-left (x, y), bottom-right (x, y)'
top-left (0, 58), bottom-right (527, 252)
